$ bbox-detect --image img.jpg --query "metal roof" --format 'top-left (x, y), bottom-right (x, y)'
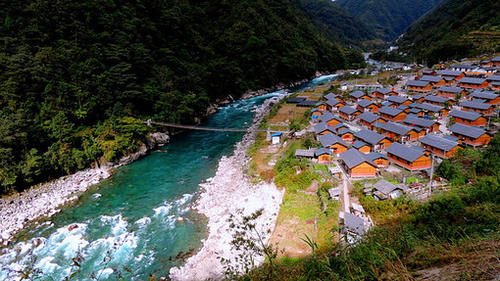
top-left (437, 86), bottom-right (463, 93)
top-left (449, 123), bottom-right (486, 139)
top-left (358, 112), bottom-right (380, 123)
top-left (387, 96), bottom-right (408, 104)
top-left (319, 133), bottom-right (348, 147)
top-left (371, 88), bottom-right (392, 95)
top-left (460, 77), bottom-right (486, 85)
top-left (355, 129), bottom-right (386, 145)
top-left (403, 115), bottom-right (436, 127)
top-left (407, 80), bottom-right (430, 87)
top-left (378, 106), bottom-right (403, 116)
top-left (339, 148), bottom-right (376, 169)
top-left (386, 142), bottom-right (425, 162)
top-left (460, 101), bottom-right (492, 110)
top-left (420, 135), bottom-right (458, 152)
top-left (449, 110), bottom-right (481, 121)
top-left (340, 106), bottom-right (358, 115)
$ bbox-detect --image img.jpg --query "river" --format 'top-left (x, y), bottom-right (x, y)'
top-left (0, 74), bottom-right (338, 281)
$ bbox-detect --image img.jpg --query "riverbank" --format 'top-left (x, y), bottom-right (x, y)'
top-left (0, 133), bottom-right (170, 247)
top-left (169, 94), bottom-right (287, 281)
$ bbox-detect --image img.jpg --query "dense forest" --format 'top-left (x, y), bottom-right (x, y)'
top-left (297, 0), bottom-right (375, 46)
top-left (0, 0), bottom-right (364, 193)
top-left (398, 0), bottom-right (500, 65)
top-left (336, 0), bottom-right (444, 41)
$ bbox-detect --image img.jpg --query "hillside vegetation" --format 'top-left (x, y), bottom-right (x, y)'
top-left (0, 0), bottom-right (363, 193)
top-left (399, 0), bottom-right (500, 65)
top-left (336, 0), bottom-right (444, 41)
top-left (241, 135), bottom-right (500, 280)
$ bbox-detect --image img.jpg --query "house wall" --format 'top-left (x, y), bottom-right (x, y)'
top-left (327, 119), bottom-right (341, 126)
top-left (408, 84), bottom-right (432, 92)
top-left (349, 162), bottom-right (376, 177)
top-left (318, 154), bottom-right (332, 163)
top-left (329, 144), bottom-right (348, 154)
top-left (387, 153), bottom-right (431, 170)
top-left (317, 105), bottom-right (326, 111)
top-left (380, 112), bottom-right (407, 122)
top-left (359, 146), bottom-right (371, 154)
top-left (459, 82), bottom-right (489, 89)
top-left (373, 158), bottom-right (389, 168)
top-left (454, 116), bottom-right (487, 127)
top-left (340, 133), bottom-right (354, 142)
top-left (462, 106), bottom-right (493, 115)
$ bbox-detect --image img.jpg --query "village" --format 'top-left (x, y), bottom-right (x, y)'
top-left (250, 55), bottom-right (499, 253)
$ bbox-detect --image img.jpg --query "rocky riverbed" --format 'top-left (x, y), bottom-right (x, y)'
top-left (169, 94), bottom-right (286, 281)
top-left (0, 132), bottom-right (169, 247)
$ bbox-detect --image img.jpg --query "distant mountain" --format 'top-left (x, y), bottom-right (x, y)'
top-left (297, 0), bottom-right (375, 46)
top-left (398, 0), bottom-right (500, 65)
top-left (336, 0), bottom-right (444, 41)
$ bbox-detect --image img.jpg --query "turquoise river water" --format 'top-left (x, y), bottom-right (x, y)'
top-left (0, 74), bottom-right (337, 280)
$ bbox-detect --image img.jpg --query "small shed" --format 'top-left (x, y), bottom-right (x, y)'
top-left (271, 132), bottom-right (282, 145)
top-left (372, 179), bottom-right (406, 200)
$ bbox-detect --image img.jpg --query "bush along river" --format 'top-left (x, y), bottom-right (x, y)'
top-left (0, 74), bottom-right (338, 281)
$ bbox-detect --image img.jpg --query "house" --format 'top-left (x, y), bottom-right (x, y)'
top-left (411, 95), bottom-right (425, 103)
top-left (373, 121), bottom-right (421, 143)
top-left (397, 105), bottom-right (410, 113)
top-left (314, 122), bottom-right (334, 135)
top-left (354, 129), bottom-right (392, 151)
top-left (460, 101), bottom-right (494, 115)
top-left (451, 64), bottom-right (482, 74)
top-left (492, 82), bottom-right (500, 91)
top-left (371, 88), bottom-right (399, 99)
top-left (337, 128), bottom-right (355, 142)
top-left (356, 99), bottom-right (379, 112)
top-left (342, 212), bottom-right (366, 238)
top-left (420, 75), bottom-right (446, 87)
top-left (449, 124), bottom-right (491, 146)
top-left (352, 140), bottom-right (371, 154)
top-left (458, 77), bottom-right (489, 89)
top-left (407, 80), bottom-right (432, 93)
top-left (311, 108), bottom-right (322, 119)
top-left (365, 152), bottom-right (389, 168)
top-left (424, 95), bottom-right (453, 107)
top-left (328, 187), bottom-right (341, 200)
top-left (486, 75), bottom-right (500, 84)
top-left (339, 106), bottom-right (360, 121)
top-left (449, 110), bottom-right (487, 127)
top-left (387, 96), bottom-right (411, 107)
top-left (378, 106), bottom-right (407, 122)
top-left (468, 91), bottom-right (500, 105)
top-left (326, 98), bottom-right (345, 111)
top-left (402, 115), bottom-right (439, 133)
top-left (422, 69), bottom-right (436, 76)
top-left (408, 107), bottom-right (424, 117)
top-left (480, 60), bottom-right (493, 67)
top-left (385, 143), bottom-right (432, 171)
top-left (319, 112), bottom-right (343, 126)
top-left (411, 103), bottom-right (448, 117)
top-left (358, 112), bottom-right (384, 130)
top-left (315, 148), bottom-right (334, 163)
top-left (349, 90), bottom-right (371, 102)
top-left (271, 132), bottom-right (282, 145)
top-left (372, 180), bottom-right (406, 200)
top-left (324, 93), bottom-right (344, 102)
top-left (318, 133), bottom-right (349, 154)
top-left (419, 135), bottom-right (461, 159)
top-left (436, 86), bottom-right (465, 98)
top-left (315, 101), bottom-right (327, 111)
top-left (332, 123), bottom-right (349, 133)
top-left (295, 149), bottom-right (315, 159)
top-left (339, 148), bottom-right (378, 177)
top-left (492, 56), bottom-right (500, 67)
top-left (438, 70), bottom-right (465, 81)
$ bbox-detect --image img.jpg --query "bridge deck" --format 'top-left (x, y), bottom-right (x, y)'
top-left (147, 121), bottom-right (288, 133)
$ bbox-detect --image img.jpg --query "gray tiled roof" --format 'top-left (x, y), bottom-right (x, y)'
top-left (420, 135), bottom-right (458, 152)
top-left (437, 86), bottom-right (463, 93)
top-left (378, 106), bottom-right (403, 116)
top-left (424, 95), bottom-right (451, 103)
top-left (295, 149), bottom-right (315, 158)
top-left (357, 99), bottom-right (374, 107)
top-left (438, 70), bottom-right (463, 77)
top-left (409, 108), bottom-right (422, 114)
top-left (452, 64), bottom-right (477, 70)
top-left (460, 101), bottom-right (492, 110)
top-left (340, 106), bottom-right (358, 115)
top-left (338, 128), bottom-right (354, 136)
top-left (350, 91), bottom-right (367, 99)
top-left (365, 152), bottom-right (388, 161)
top-left (352, 140), bottom-right (369, 149)
top-left (420, 75), bottom-right (443, 83)
top-left (387, 96), bottom-right (408, 104)
top-left (460, 77), bottom-right (486, 85)
top-left (376, 121), bottom-right (414, 135)
top-left (449, 110), bottom-right (482, 121)
top-left (449, 123), bottom-right (486, 139)
top-left (326, 99), bottom-right (341, 107)
top-left (358, 112), bottom-right (380, 123)
top-left (319, 112), bottom-right (341, 123)
top-left (407, 80), bottom-right (430, 87)
top-left (386, 142), bottom-right (425, 162)
top-left (314, 123), bottom-right (332, 134)
top-left (315, 148), bottom-right (334, 157)
top-left (414, 103), bottom-right (444, 112)
top-left (355, 129), bottom-right (386, 145)
top-left (373, 180), bottom-right (399, 195)
top-left (319, 133), bottom-right (348, 147)
top-left (491, 56), bottom-right (500, 62)
top-left (403, 115), bottom-right (436, 127)
top-left (343, 212), bottom-right (365, 235)
top-left (469, 91), bottom-right (498, 100)
top-left (339, 148), bottom-right (376, 169)
top-left (371, 88), bottom-right (393, 95)
top-left (333, 123), bottom-right (348, 130)
top-left (486, 75), bottom-right (500, 82)
top-left (324, 93), bottom-right (341, 100)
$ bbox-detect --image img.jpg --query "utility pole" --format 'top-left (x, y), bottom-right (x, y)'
top-left (428, 155), bottom-right (434, 197)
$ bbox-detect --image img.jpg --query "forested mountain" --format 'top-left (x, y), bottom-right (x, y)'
top-left (336, 0), bottom-right (444, 41)
top-left (0, 0), bottom-right (363, 193)
top-left (398, 0), bottom-right (500, 65)
top-left (297, 0), bottom-right (375, 46)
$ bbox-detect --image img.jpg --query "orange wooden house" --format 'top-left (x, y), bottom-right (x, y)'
top-left (438, 70), bottom-right (465, 81)
top-left (420, 75), bottom-right (446, 87)
top-left (386, 143), bottom-right (431, 171)
top-left (378, 106), bottom-right (407, 122)
top-left (319, 113), bottom-right (343, 126)
top-left (469, 91), bottom-right (500, 105)
top-left (460, 101), bottom-right (494, 115)
top-left (350, 90), bottom-right (371, 102)
top-left (314, 123), bottom-right (335, 135)
top-left (459, 78), bottom-right (489, 89)
top-left (354, 129), bottom-right (393, 151)
top-left (337, 128), bottom-right (355, 142)
top-left (371, 88), bottom-right (399, 99)
top-left (449, 124), bottom-right (491, 147)
top-left (356, 99), bottom-right (379, 113)
top-left (436, 87), bottom-right (465, 98)
top-left (449, 110), bottom-right (487, 127)
top-left (387, 96), bottom-right (411, 107)
top-left (315, 148), bottom-right (334, 164)
top-left (373, 121), bottom-right (421, 143)
top-left (365, 152), bottom-right (389, 168)
top-left (357, 112), bottom-right (384, 130)
top-left (424, 95), bottom-right (453, 107)
top-left (419, 135), bottom-right (462, 159)
top-left (339, 106), bottom-right (360, 121)
top-left (352, 140), bottom-right (371, 154)
top-left (402, 115), bottom-right (439, 133)
top-left (407, 80), bottom-right (432, 93)
top-left (318, 133), bottom-right (349, 154)
top-left (339, 148), bottom-right (378, 177)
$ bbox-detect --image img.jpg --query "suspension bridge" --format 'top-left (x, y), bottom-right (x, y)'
top-left (146, 120), bottom-right (289, 134)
